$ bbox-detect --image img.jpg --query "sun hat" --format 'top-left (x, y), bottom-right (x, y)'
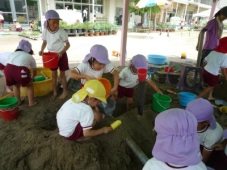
top-left (186, 98), bottom-right (216, 129)
top-left (131, 54), bottom-right (148, 69)
top-left (72, 79), bottom-right (107, 103)
top-left (45, 10), bottom-right (61, 20)
top-left (152, 108), bottom-right (202, 166)
top-left (218, 6), bottom-right (227, 17)
top-left (214, 37), bottom-right (227, 53)
top-left (16, 39), bottom-right (33, 53)
top-left (83, 44), bottom-right (110, 64)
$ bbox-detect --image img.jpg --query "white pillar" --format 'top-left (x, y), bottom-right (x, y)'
top-left (175, 3), bottom-right (178, 17)
top-left (184, 4), bottom-right (188, 21)
top-left (120, 0), bottom-right (129, 66)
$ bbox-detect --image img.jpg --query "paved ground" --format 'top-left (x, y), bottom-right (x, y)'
top-left (1, 29), bottom-right (227, 68)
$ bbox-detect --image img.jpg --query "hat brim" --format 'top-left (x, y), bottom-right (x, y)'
top-left (95, 96), bottom-right (107, 103)
top-left (72, 89), bottom-right (87, 103)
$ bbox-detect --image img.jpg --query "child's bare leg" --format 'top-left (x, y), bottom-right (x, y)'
top-left (13, 84), bottom-right (24, 105)
top-left (127, 97), bottom-right (133, 111)
top-left (208, 88), bottom-right (215, 100)
top-left (50, 70), bottom-right (58, 101)
top-left (59, 71), bottom-right (67, 100)
top-left (197, 86), bottom-right (213, 99)
top-left (26, 82), bottom-right (37, 107)
top-left (6, 86), bottom-right (12, 93)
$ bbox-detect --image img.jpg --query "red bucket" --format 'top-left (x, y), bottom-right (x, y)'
top-left (0, 106), bottom-right (19, 121)
top-left (138, 68), bottom-right (147, 81)
top-left (42, 52), bottom-right (59, 69)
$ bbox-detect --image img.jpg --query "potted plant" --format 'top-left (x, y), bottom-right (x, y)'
top-left (88, 23), bottom-right (94, 36)
top-left (70, 24), bottom-right (77, 34)
top-left (94, 23), bottom-right (100, 36)
top-left (76, 23), bottom-right (84, 35)
top-left (111, 24), bottom-right (118, 35)
top-left (83, 22), bottom-right (89, 36)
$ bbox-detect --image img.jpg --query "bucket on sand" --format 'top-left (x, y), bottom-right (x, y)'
top-left (42, 52), bottom-right (59, 69)
top-left (98, 78), bottom-right (111, 98)
top-left (178, 92), bottom-right (196, 108)
top-left (98, 98), bottom-right (116, 116)
top-left (0, 97), bottom-right (19, 121)
top-left (152, 93), bottom-right (172, 113)
top-left (138, 68), bottom-right (147, 82)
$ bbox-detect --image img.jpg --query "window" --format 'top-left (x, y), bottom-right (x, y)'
top-left (73, 0), bottom-right (81, 2)
top-left (2, 13), bottom-right (13, 24)
top-left (16, 14), bottom-right (28, 24)
top-left (56, 3), bottom-right (64, 9)
top-left (0, 0), bottom-right (11, 12)
top-left (82, 0), bottom-right (89, 3)
top-left (15, 0), bottom-right (26, 13)
top-left (74, 4), bottom-right (82, 12)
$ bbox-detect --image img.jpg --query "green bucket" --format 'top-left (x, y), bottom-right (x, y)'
top-left (0, 97), bottom-right (18, 109)
top-left (152, 93), bottom-right (172, 113)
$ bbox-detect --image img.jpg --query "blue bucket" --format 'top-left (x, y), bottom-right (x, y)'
top-left (147, 54), bottom-right (166, 65)
top-left (178, 92), bottom-right (197, 108)
top-left (98, 98), bottom-right (116, 116)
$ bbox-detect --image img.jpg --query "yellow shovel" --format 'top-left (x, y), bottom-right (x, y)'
top-left (0, 92), bottom-right (13, 100)
top-left (219, 106), bottom-right (227, 114)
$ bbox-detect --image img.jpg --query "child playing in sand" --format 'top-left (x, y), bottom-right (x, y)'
top-left (198, 37), bottom-right (227, 100)
top-left (117, 54), bottom-right (162, 110)
top-left (210, 129), bottom-right (227, 170)
top-left (4, 39), bottom-right (37, 107)
top-left (39, 10), bottom-right (70, 101)
top-left (57, 79), bottom-right (112, 141)
top-left (0, 52), bottom-right (12, 93)
top-left (143, 108), bottom-right (206, 170)
top-left (186, 98), bottom-right (224, 168)
top-left (70, 44), bottom-right (119, 95)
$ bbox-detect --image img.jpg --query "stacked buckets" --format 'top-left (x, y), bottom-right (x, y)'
top-left (0, 97), bottom-right (19, 121)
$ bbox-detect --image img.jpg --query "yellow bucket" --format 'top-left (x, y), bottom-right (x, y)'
top-left (20, 67), bottom-right (53, 97)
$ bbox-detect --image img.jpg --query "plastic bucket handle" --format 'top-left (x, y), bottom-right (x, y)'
top-left (43, 55), bottom-right (58, 64)
top-left (156, 97), bottom-right (169, 110)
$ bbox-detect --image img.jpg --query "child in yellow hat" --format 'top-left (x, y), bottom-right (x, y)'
top-left (56, 79), bottom-right (112, 141)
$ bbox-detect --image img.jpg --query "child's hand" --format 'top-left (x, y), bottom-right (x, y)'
top-left (58, 52), bottom-right (63, 58)
top-left (157, 90), bottom-right (163, 95)
top-left (102, 127), bottom-right (112, 134)
top-left (212, 143), bottom-right (225, 151)
top-left (39, 51), bottom-right (43, 56)
top-left (110, 88), bottom-right (117, 95)
top-left (86, 75), bottom-right (93, 81)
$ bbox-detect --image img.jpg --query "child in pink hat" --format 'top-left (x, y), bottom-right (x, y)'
top-left (70, 44), bottom-right (119, 95)
top-left (186, 98), bottom-right (225, 169)
top-left (4, 39), bottom-right (37, 107)
top-left (117, 54), bottom-right (162, 110)
top-left (143, 108), bottom-right (206, 170)
top-left (39, 10), bottom-right (70, 101)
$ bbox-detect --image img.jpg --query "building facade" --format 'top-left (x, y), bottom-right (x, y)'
top-left (0, 0), bottom-right (215, 27)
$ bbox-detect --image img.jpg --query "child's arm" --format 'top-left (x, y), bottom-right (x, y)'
top-left (221, 68), bottom-right (227, 80)
top-left (39, 40), bottom-right (47, 56)
top-left (201, 149), bottom-right (212, 163)
top-left (59, 41), bottom-right (70, 57)
top-left (70, 69), bottom-right (92, 81)
top-left (110, 70), bottom-right (119, 95)
top-left (83, 127), bottom-right (112, 137)
top-left (147, 79), bottom-right (162, 94)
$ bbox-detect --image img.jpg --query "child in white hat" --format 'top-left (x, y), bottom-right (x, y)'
top-left (39, 10), bottom-right (70, 101)
top-left (57, 79), bottom-right (112, 141)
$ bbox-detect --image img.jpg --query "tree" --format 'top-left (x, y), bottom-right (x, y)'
top-left (129, 0), bottom-right (161, 30)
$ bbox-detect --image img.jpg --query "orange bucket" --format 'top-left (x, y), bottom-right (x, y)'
top-left (138, 68), bottom-right (147, 81)
top-left (42, 52), bottom-right (59, 69)
top-left (0, 106), bottom-right (19, 121)
top-left (98, 78), bottom-right (112, 97)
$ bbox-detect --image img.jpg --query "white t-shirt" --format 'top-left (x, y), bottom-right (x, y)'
top-left (197, 122), bottom-right (223, 151)
top-left (83, 9), bottom-right (87, 17)
top-left (56, 99), bottom-right (94, 137)
top-left (42, 28), bottom-right (68, 53)
top-left (0, 52), bottom-right (11, 66)
top-left (75, 62), bottom-right (115, 84)
top-left (143, 158), bottom-right (206, 170)
top-left (119, 67), bottom-right (149, 88)
top-left (204, 51), bottom-right (227, 75)
top-left (7, 51), bottom-right (36, 69)
top-left (0, 14), bottom-right (4, 20)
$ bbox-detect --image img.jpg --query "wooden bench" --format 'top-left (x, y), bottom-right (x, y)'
top-left (136, 27), bottom-right (150, 32)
